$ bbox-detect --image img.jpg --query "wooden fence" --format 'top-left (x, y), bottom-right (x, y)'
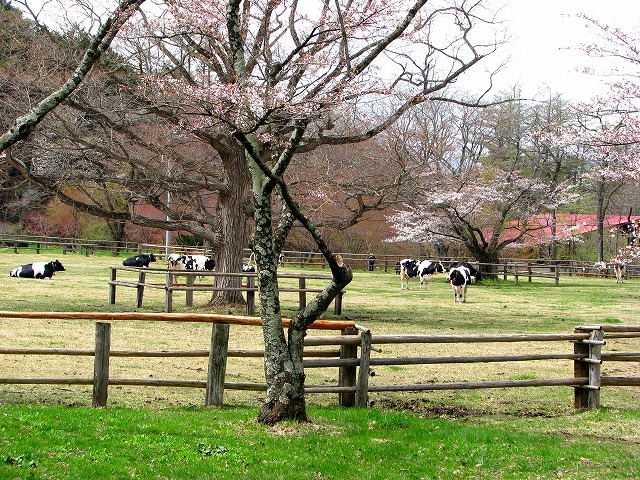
top-left (108, 266), bottom-right (345, 315)
top-left (0, 311), bottom-right (637, 410)
top-left (3, 233), bottom-right (639, 279)
top-left (364, 325), bottom-right (640, 409)
top-left (0, 311), bottom-right (362, 407)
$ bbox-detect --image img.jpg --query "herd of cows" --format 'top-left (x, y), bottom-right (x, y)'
top-left (7, 254), bottom-right (483, 304)
top-left (398, 259), bottom-right (481, 303)
top-left (6, 250), bottom-right (630, 306)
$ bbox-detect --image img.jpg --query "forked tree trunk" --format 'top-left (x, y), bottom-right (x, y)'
top-left (251, 191), bottom-right (309, 424)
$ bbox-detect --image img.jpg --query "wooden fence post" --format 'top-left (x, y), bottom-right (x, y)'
top-left (355, 329), bottom-right (372, 407)
top-left (109, 268), bottom-right (117, 305)
top-left (339, 327), bottom-right (358, 407)
top-left (555, 267), bottom-right (560, 286)
top-left (92, 322), bottom-right (111, 407)
top-left (246, 276), bottom-right (255, 316)
top-left (574, 327), bottom-right (604, 409)
top-left (185, 274), bottom-right (194, 307)
top-left (165, 272), bottom-right (174, 313)
top-left (334, 291), bottom-right (343, 315)
top-left (299, 277), bottom-right (306, 309)
top-left (503, 263), bottom-right (507, 280)
top-left (514, 265), bottom-right (519, 285)
top-left (527, 263), bottom-right (532, 282)
top-left (206, 323), bottom-right (230, 406)
top-left (136, 271), bottom-right (146, 308)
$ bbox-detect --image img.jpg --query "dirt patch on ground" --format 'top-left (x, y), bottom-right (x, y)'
top-left (377, 397), bottom-right (565, 419)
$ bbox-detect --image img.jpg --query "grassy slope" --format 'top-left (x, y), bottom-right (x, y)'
top-left (0, 250), bottom-right (639, 479)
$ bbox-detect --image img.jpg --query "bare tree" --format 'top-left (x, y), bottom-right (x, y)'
top-left (0, 0), bottom-right (146, 154)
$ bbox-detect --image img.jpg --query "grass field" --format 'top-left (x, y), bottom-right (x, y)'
top-left (0, 249), bottom-right (638, 479)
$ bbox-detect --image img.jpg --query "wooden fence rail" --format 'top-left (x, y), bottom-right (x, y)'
top-left (0, 312), bottom-right (637, 410)
top-left (360, 325), bottom-right (639, 409)
top-left (108, 266), bottom-right (345, 315)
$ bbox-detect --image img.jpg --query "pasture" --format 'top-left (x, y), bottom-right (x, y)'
top-left (0, 250), bottom-right (639, 479)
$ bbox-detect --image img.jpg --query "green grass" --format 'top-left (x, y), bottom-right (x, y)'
top-left (1, 250), bottom-right (639, 478)
top-left (1, 404), bottom-right (638, 479)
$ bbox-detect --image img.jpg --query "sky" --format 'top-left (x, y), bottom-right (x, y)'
top-left (468, 0), bottom-right (640, 102)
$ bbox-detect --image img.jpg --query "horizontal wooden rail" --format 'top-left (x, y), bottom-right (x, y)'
top-left (367, 377), bottom-right (589, 392)
top-left (0, 311), bottom-right (355, 331)
top-left (601, 377), bottom-right (640, 386)
top-left (370, 333), bottom-right (592, 344)
top-left (369, 353), bottom-right (587, 366)
top-left (0, 348), bottom-right (342, 358)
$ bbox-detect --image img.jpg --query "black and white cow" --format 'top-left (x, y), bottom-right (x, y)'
top-left (122, 253), bottom-right (157, 267)
top-left (449, 261), bottom-right (482, 283)
top-left (167, 253), bottom-right (216, 284)
top-left (613, 259), bottom-right (626, 284)
top-left (242, 263), bottom-right (256, 272)
top-left (399, 258), bottom-right (445, 290)
top-left (10, 259), bottom-right (66, 279)
top-left (184, 254), bottom-right (216, 272)
top-left (447, 265), bottom-right (471, 303)
top-left (167, 253), bottom-right (187, 270)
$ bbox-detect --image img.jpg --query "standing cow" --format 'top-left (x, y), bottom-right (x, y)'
top-left (613, 259), bottom-right (626, 284)
top-left (449, 261), bottom-right (482, 283)
top-left (122, 254), bottom-right (157, 267)
top-left (448, 265), bottom-right (471, 303)
top-left (399, 258), bottom-right (445, 290)
top-left (167, 253), bottom-right (216, 284)
top-left (10, 260), bottom-right (66, 279)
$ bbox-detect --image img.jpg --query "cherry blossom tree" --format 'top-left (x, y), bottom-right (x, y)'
top-left (542, 16), bottom-right (640, 263)
top-left (142, 0), bottom-right (500, 423)
top-left (386, 99), bottom-right (579, 275)
top-left (6, 0), bottom-right (500, 423)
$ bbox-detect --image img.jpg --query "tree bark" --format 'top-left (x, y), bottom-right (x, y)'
top-left (251, 184), bottom-right (309, 424)
top-left (596, 177), bottom-right (605, 263)
top-left (210, 144), bottom-right (252, 305)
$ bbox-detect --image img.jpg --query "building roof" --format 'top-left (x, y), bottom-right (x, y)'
top-left (504, 213), bottom-right (640, 247)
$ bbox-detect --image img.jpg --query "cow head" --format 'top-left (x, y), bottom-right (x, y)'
top-left (52, 260), bottom-right (66, 272)
top-left (204, 257), bottom-right (216, 270)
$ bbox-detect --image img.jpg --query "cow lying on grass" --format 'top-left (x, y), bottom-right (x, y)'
top-left (10, 260), bottom-right (66, 279)
top-left (122, 254), bottom-right (157, 267)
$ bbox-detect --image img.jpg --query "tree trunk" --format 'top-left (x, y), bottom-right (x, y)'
top-left (473, 250), bottom-right (500, 279)
top-left (210, 145), bottom-right (252, 305)
top-left (252, 187), bottom-right (309, 424)
top-left (596, 177), bottom-right (605, 263)
top-left (550, 210), bottom-right (558, 260)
